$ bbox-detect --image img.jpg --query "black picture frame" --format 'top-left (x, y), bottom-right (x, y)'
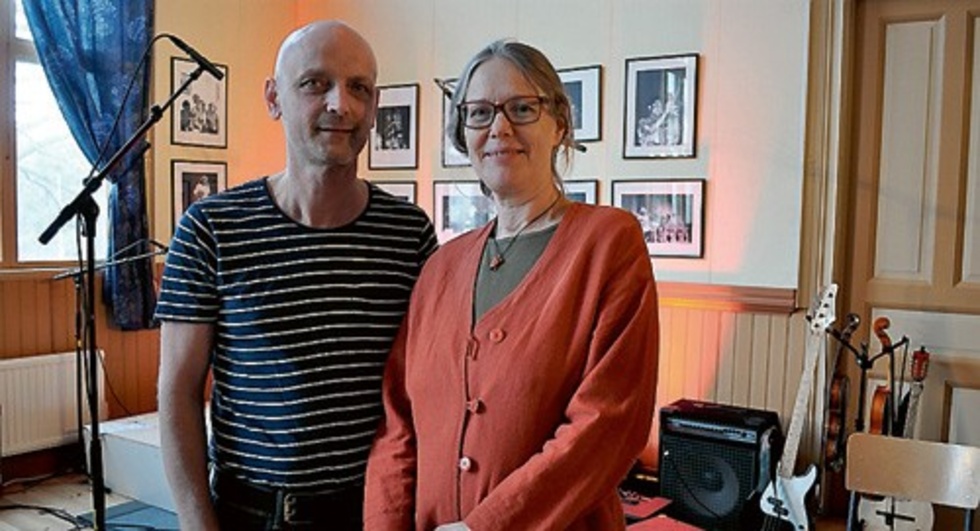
top-left (369, 83), bottom-right (420, 170)
top-left (565, 179), bottom-right (599, 204)
top-left (170, 57), bottom-right (228, 149)
top-left (612, 179), bottom-right (705, 257)
top-left (433, 181), bottom-right (495, 243)
top-left (171, 159), bottom-right (227, 229)
top-left (623, 54), bottom-right (698, 159)
top-left (558, 65), bottom-right (602, 143)
top-left (440, 77), bottom-right (470, 168)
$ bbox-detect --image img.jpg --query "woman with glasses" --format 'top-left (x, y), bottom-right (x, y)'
top-left (364, 40), bottom-right (660, 531)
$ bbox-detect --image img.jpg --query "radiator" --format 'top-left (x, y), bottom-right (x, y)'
top-left (0, 351), bottom-right (107, 457)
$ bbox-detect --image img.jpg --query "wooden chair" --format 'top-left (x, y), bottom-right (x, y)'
top-left (846, 432), bottom-right (980, 530)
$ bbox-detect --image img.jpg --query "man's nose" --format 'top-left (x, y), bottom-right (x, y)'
top-left (324, 87), bottom-right (350, 114)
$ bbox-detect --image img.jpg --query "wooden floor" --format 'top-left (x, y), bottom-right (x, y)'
top-left (0, 473), bottom-right (132, 531)
top-left (1, 473), bottom-right (851, 531)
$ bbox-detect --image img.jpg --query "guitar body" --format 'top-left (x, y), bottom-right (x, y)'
top-left (760, 465), bottom-right (817, 530)
top-left (856, 497), bottom-right (933, 530)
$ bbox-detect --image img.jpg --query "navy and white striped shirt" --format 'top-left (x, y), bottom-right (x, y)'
top-left (155, 178), bottom-right (437, 490)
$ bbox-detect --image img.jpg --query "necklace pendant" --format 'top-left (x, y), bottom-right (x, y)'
top-left (489, 254), bottom-right (505, 270)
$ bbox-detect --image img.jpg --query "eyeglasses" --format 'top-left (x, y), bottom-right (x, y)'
top-left (458, 95), bottom-right (549, 129)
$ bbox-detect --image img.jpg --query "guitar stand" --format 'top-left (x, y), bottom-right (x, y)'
top-left (835, 333), bottom-right (909, 530)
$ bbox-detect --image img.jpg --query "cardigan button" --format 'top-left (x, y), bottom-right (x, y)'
top-left (466, 399), bottom-right (483, 413)
top-left (459, 456), bottom-right (474, 471)
top-left (489, 329), bottom-right (505, 342)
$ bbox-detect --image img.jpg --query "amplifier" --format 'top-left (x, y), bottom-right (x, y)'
top-left (659, 399), bottom-right (783, 531)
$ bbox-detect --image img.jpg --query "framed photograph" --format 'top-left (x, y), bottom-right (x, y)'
top-left (369, 83), bottom-right (419, 170)
top-left (623, 54), bottom-right (698, 159)
top-left (612, 179), bottom-right (704, 257)
top-left (171, 160), bottom-right (227, 227)
top-left (558, 65), bottom-right (602, 142)
top-left (565, 179), bottom-right (599, 204)
top-left (433, 181), bottom-right (495, 243)
top-left (171, 57), bottom-right (228, 148)
top-left (374, 181), bottom-right (417, 203)
top-left (440, 78), bottom-right (470, 167)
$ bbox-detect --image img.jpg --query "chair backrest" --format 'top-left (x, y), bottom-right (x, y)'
top-left (846, 432), bottom-right (980, 509)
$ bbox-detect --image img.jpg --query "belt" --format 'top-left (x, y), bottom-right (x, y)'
top-left (211, 469), bottom-right (362, 525)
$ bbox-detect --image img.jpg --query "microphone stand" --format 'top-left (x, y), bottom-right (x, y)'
top-left (39, 64), bottom-right (207, 531)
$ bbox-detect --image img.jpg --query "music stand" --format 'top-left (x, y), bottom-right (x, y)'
top-left (52, 241), bottom-right (167, 479)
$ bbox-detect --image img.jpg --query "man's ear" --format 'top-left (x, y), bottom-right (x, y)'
top-left (264, 78), bottom-right (281, 119)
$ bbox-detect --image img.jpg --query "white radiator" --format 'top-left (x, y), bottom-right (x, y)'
top-left (0, 351), bottom-right (107, 456)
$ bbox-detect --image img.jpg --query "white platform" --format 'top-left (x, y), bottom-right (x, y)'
top-left (84, 412), bottom-right (174, 513)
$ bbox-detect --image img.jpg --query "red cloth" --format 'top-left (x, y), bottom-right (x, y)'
top-left (365, 203), bottom-right (660, 530)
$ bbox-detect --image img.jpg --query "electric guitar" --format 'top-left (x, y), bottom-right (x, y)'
top-left (857, 347), bottom-right (933, 530)
top-left (760, 284), bottom-right (837, 530)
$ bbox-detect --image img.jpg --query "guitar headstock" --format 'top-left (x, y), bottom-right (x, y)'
top-left (911, 346), bottom-right (930, 382)
top-left (806, 283), bottom-right (838, 334)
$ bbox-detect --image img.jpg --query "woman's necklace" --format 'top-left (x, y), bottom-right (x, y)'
top-left (489, 194), bottom-right (562, 271)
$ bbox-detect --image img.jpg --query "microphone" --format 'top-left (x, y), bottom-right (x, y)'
top-left (167, 35), bottom-right (224, 81)
top-left (433, 78), bottom-right (455, 98)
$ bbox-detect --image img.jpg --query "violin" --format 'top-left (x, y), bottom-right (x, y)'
top-left (823, 313), bottom-right (859, 470)
top-left (868, 317), bottom-right (896, 435)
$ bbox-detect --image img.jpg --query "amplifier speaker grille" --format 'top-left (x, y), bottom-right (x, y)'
top-left (658, 400), bottom-right (781, 531)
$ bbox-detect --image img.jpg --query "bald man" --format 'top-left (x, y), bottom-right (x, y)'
top-left (156, 21), bottom-right (437, 530)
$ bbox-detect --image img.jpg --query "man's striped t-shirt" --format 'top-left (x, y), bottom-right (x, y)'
top-left (154, 177), bottom-right (437, 490)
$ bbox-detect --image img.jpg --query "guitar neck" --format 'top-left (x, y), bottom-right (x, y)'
top-left (779, 330), bottom-right (824, 478)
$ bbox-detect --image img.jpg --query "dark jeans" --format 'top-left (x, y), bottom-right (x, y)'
top-left (211, 469), bottom-right (363, 531)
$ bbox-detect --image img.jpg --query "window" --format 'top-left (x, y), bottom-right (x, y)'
top-left (3, 0), bottom-right (107, 265)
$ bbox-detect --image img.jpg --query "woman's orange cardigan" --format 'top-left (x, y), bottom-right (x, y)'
top-left (365, 203), bottom-right (660, 530)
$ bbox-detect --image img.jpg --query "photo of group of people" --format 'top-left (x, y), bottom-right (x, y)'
top-left (178, 94), bottom-right (221, 135)
top-left (170, 57), bottom-right (228, 148)
top-left (613, 180), bottom-right (704, 257)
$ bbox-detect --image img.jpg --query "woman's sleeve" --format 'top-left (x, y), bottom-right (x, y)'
top-left (364, 321), bottom-right (418, 531)
top-left (465, 220), bottom-right (660, 531)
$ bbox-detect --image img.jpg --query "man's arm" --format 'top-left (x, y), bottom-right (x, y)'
top-left (158, 321), bottom-right (219, 531)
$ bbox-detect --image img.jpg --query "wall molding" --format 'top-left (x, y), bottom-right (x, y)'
top-left (658, 282), bottom-right (797, 314)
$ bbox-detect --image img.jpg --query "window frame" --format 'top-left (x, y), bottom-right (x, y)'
top-left (0, 0), bottom-right (105, 271)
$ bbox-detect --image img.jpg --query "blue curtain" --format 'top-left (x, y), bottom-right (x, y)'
top-left (23, 0), bottom-right (157, 330)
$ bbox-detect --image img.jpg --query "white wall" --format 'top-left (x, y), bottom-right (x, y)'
top-left (299, 0), bottom-right (811, 289)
